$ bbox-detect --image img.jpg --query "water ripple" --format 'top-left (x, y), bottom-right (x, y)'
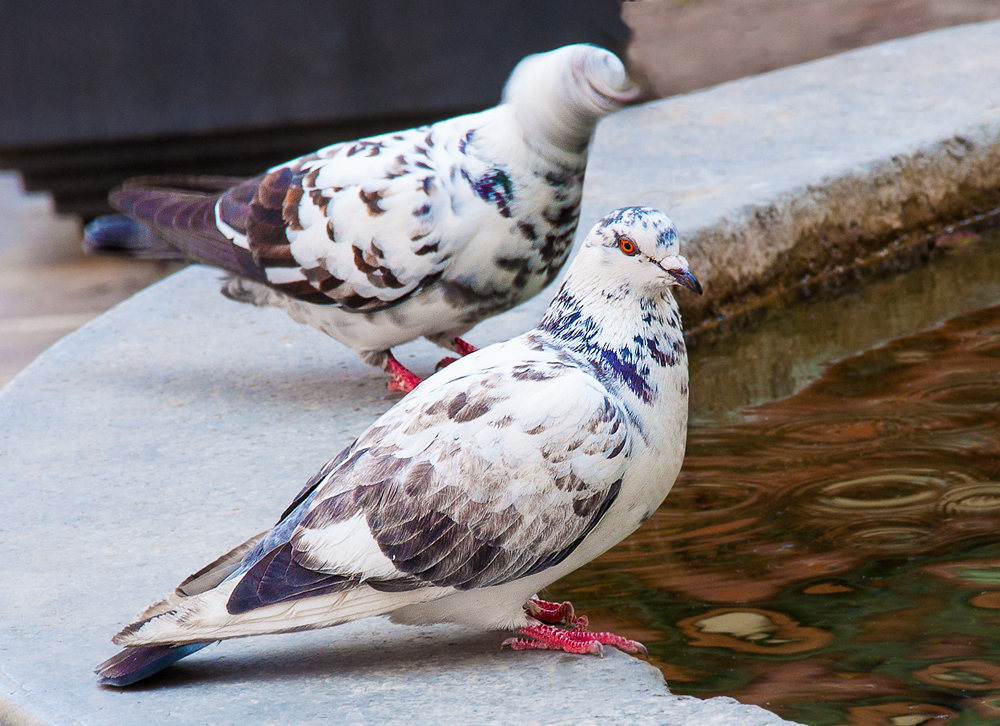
top-left (550, 280), bottom-right (1000, 724)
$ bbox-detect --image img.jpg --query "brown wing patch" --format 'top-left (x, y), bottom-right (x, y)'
top-left (272, 280), bottom-right (339, 305)
top-left (302, 266), bottom-right (345, 292)
top-left (353, 246), bottom-right (406, 290)
top-left (359, 188), bottom-right (386, 215)
top-left (310, 189), bottom-right (330, 217)
top-left (282, 184), bottom-right (305, 231)
top-left (247, 168), bottom-right (297, 268)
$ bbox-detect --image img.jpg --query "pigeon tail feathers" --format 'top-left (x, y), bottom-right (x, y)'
top-left (83, 214), bottom-right (186, 259)
top-left (110, 175), bottom-right (267, 282)
top-left (95, 642), bottom-right (212, 687)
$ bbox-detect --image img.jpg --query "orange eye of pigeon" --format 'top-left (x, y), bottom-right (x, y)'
top-left (618, 236), bottom-right (638, 256)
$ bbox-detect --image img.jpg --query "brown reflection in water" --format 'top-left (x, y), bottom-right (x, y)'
top-left (970, 593), bottom-right (1000, 609)
top-left (677, 608), bottom-right (833, 654)
top-left (913, 661), bottom-right (1000, 692)
top-left (627, 305), bottom-right (1000, 601)
top-left (962, 695), bottom-right (1000, 722)
top-left (804, 583), bottom-right (854, 595)
top-left (731, 657), bottom-right (908, 706)
top-left (547, 303), bottom-right (1000, 725)
top-left (842, 702), bottom-right (958, 726)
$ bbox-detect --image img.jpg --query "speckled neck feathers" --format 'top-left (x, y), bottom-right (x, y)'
top-left (538, 275), bottom-right (687, 412)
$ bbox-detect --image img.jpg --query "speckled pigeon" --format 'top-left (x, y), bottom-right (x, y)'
top-left (94, 206), bottom-right (701, 687)
top-left (84, 44), bottom-right (639, 392)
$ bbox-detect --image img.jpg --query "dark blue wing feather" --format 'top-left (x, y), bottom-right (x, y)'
top-left (95, 642), bottom-right (212, 687)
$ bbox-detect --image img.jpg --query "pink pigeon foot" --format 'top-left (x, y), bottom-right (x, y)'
top-left (526, 598), bottom-right (589, 630)
top-left (435, 337), bottom-right (480, 371)
top-left (502, 623), bottom-right (648, 657)
top-left (384, 353), bottom-right (423, 393)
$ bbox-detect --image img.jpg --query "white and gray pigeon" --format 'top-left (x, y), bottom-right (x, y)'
top-left (84, 44), bottom-right (639, 392)
top-left (95, 206), bottom-right (701, 687)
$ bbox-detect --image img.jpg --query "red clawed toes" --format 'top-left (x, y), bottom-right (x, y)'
top-left (502, 624), bottom-right (648, 657)
top-left (586, 629), bottom-right (648, 655)
top-left (505, 599), bottom-right (647, 656)
top-left (526, 598), bottom-right (588, 630)
top-left (384, 353), bottom-right (423, 393)
top-left (503, 624), bottom-right (603, 655)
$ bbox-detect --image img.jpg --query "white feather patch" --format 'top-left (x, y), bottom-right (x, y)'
top-left (293, 513), bottom-right (401, 581)
top-left (117, 580), bottom-right (445, 645)
top-left (214, 200), bottom-right (249, 249)
top-left (265, 267), bottom-right (308, 284)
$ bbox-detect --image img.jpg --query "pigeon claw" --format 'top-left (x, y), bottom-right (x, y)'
top-left (502, 636), bottom-right (604, 657)
top-left (503, 623), bottom-right (646, 657)
top-left (384, 353), bottom-right (423, 394)
top-left (502, 625), bottom-right (603, 656)
top-left (526, 598), bottom-right (587, 629)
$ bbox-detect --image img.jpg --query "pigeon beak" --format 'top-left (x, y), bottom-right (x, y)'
top-left (656, 255), bottom-right (703, 295)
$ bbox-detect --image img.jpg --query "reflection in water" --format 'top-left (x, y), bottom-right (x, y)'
top-left (687, 224), bottom-right (1000, 422)
top-left (547, 231), bottom-right (1000, 725)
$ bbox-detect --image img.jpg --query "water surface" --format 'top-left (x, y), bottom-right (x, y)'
top-left (549, 226), bottom-right (1000, 726)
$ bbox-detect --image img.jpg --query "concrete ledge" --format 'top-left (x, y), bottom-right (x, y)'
top-left (582, 19), bottom-right (1000, 337)
top-left (6, 19), bottom-right (1000, 726)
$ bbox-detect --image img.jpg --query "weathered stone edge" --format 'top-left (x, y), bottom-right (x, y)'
top-left (682, 122), bottom-right (1000, 337)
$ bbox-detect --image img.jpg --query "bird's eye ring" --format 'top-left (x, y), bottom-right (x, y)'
top-left (618, 236), bottom-right (638, 256)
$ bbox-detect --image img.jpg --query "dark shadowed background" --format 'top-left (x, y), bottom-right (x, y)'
top-left (3, 0), bottom-right (1000, 386)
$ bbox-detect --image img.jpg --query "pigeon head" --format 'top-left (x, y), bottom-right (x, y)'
top-left (503, 44), bottom-right (639, 162)
top-left (580, 207), bottom-right (702, 296)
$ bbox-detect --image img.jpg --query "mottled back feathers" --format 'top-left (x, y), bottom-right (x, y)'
top-left (101, 45), bottom-right (639, 361)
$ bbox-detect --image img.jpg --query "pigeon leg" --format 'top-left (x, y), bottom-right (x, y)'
top-left (452, 337), bottom-right (478, 356)
top-left (435, 337), bottom-right (480, 370)
top-left (384, 352), bottom-right (423, 393)
top-left (502, 624), bottom-right (647, 656)
top-left (526, 598), bottom-right (589, 630)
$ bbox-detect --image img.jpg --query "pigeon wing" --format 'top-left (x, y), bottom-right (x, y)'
top-left (226, 344), bottom-right (631, 614)
top-left (240, 124), bottom-right (470, 313)
top-left (353, 359), bottom-right (631, 590)
top-left (110, 119), bottom-right (481, 313)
